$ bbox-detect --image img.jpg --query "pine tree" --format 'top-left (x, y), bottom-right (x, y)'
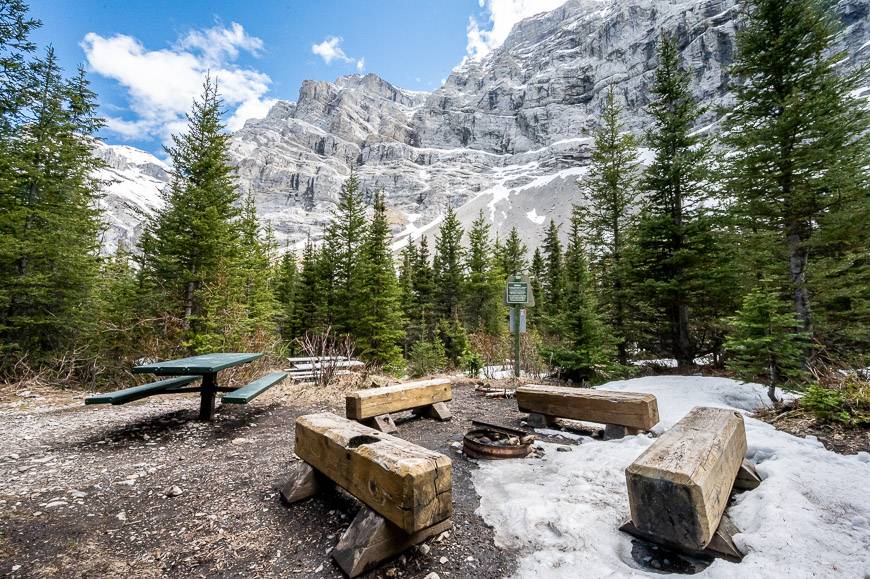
top-left (356, 191), bottom-right (405, 370)
top-left (578, 86), bottom-right (641, 364)
top-left (433, 206), bottom-right (465, 320)
top-left (528, 248), bottom-right (545, 329)
top-left (274, 248), bottom-right (298, 343)
top-left (398, 241), bottom-right (420, 353)
top-left (235, 194), bottom-right (279, 338)
top-left (499, 226), bottom-right (527, 276)
top-left (138, 75), bottom-right (240, 342)
top-left (322, 172), bottom-right (367, 336)
top-left (540, 220), bottom-right (565, 330)
top-left (722, 0), bottom-right (869, 363)
top-left (0, 48), bottom-right (103, 361)
top-left (291, 238), bottom-right (328, 340)
top-left (542, 212), bottom-right (612, 382)
top-left (631, 34), bottom-right (712, 367)
top-left (462, 210), bottom-right (504, 335)
top-left (0, 0), bottom-right (39, 138)
top-left (413, 237), bottom-right (436, 340)
top-left (725, 284), bottom-right (807, 402)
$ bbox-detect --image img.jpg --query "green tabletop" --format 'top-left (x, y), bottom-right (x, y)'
top-left (133, 353), bottom-right (263, 376)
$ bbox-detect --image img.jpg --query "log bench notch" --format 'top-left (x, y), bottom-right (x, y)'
top-left (621, 406), bottom-right (761, 562)
top-left (280, 412), bottom-right (452, 577)
top-left (516, 384), bottom-right (659, 438)
top-left (346, 378), bottom-right (452, 434)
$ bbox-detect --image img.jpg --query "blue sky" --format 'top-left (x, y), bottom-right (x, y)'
top-left (27, 0), bottom-right (567, 154)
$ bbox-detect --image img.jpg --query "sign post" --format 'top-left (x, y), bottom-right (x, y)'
top-left (505, 274), bottom-right (533, 378)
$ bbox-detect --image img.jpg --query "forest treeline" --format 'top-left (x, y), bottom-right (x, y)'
top-left (0, 0), bottom-right (867, 403)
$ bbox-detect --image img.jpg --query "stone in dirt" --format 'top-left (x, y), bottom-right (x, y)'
top-left (164, 485), bottom-right (183, 498)
top-left (439, 556), bottom-right (448, 564)
top-left (423, 573), bottom-right (440, 579)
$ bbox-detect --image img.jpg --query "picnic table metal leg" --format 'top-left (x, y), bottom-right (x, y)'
top-left (199, 373), bottom-right (217, 421)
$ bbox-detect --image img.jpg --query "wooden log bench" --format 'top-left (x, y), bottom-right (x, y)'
top-left (85, 376), bottom-right (200, 405)
top-left (516, 384), bottom-right (659, 439)
top-left (620, 406), bottom-right (762, 562)
top-left (220, 371), bottom-right (287, 404)
top-left (280, 412), bottom-right (452, 577)
top-left (345, 378), bottom-right (452, 434)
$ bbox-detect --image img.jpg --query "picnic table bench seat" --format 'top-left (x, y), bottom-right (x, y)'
top-left (221, 371), bottom-right (287, 404)
top-left (85, 375), bottom-right (200, 406)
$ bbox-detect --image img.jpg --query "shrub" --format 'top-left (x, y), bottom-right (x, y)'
top-left (801, 377), bottom-right (870, 427)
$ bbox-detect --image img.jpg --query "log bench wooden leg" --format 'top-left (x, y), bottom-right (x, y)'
top-left (734, 458), bottom-right (762, 490)
top-left (603, 424), bottom-right (642, 440)
top-left (411, 401), bottom-right (452, 422)
top-left (278, 462), bottom-right (334, 504)
top-left (619, 513), bottom-right (743, 562)
top-left (333, 506), bottom-right (452, 577)
top-left (525, 412), bottom-right (557, 428)
top-left (363, 414), bottom-right (398, 434)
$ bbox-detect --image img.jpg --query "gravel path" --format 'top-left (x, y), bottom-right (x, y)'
top-left (0, 378), bottom-right (545, 578)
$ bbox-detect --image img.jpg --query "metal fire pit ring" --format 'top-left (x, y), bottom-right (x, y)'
top-left (463, 427), bottom-right (533, 459)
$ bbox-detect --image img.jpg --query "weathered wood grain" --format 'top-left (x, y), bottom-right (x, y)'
top-left (332, 506), bottom-right (452, 577)
top-left (625, 406), bottom-right (747, 550)
top-left (278, 461), bottom-right (329, 504)
top-left (516, 385), bottom-right (660, 430)
top-left (345, 379), bottom-right (452, 420)
top-left (295, 412), bottom-right (452, 533)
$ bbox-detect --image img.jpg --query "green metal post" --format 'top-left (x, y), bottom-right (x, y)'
top-left (513, 304), bottom-right (521, 378)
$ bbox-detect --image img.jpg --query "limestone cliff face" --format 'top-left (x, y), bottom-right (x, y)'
top-left (105, 0), bottom-right (870, 252)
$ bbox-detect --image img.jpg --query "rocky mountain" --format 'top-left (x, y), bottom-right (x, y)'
top-left (103, 0), bottom-right (869, 254)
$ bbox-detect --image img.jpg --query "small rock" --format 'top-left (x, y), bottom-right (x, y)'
top-left (417, 543), bottom-right (431, 555)
top-left (116, 511), bottom-right (127, 522)
top-left (423, 573), bottom-right (440, 579)
top-left (438, 556), bottom-right (448, 564)
top-left (164, 485), bottom-right (183, 498)
top-left (556, 446), bottom-right (572, 452)
top-left (436, 530), bottom-right (450, 543)
top-left (385, 569), bottom-right (397, 577)
top-left (45, 500), bottom-right (67, 508)
top-left (231, 437), bottom-right (251, 445)
top-left (449, 442), bottom-right (462, 449)
top-left (70, 490), bottom-right (87, 499)
top-left (313, 563), bottom-right (323, 573)
top-left (12, 565), bottom-right (21, 572)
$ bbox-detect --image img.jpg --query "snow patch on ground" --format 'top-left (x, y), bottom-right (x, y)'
top-left (472, 376), bottom-right (870, 578)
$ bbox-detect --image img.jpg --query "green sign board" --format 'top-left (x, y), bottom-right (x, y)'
top-left (505, 276), bottom-right (533, 305)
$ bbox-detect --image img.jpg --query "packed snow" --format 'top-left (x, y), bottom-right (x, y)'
top-left (472, 376), bottom-right (870, 578)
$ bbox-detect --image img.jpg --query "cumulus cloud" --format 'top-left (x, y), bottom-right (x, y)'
top-left (81, 22), bottom-right (274, 142)
top-left (466, 0), bottom-right (568, 60)
top-left (311, 36), bottom-right (352, 65)
top-left (356, 57), bottom-right (365, 72)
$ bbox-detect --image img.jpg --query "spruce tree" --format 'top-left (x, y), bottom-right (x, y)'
top-left (0, 48), bottom-right (103, 361)
top-left (398, 241), bottom-right (420, 353)
top-left (413, 237), bottom-right (436, 340)
top-left (528, 248), bottom-right (545, 329)
top-left (579, 86), bottom-right (641, 364)
top-left (235, 194), bottom-right (279, 339)
top-left (291, 238), bottom-right (328, 340)
top-left (138, 75), bottom-right (240, 342)
top-left (462, 210), bottom-right (504, 335)
top-left (725, 284), bottom-right (807, 402)
top-left (541, 220), bottom-right (565, 331)
top-left (543, 212), bottom-right (612, 382)
top-left (499, 226), bottom-right (527, 275)
top-left (631, 34), bottom-right (711, 367)
top-left (356, 191), bottom-right (405, 370)
top-left (274, 248), bottom-right (298, 342)
top-left (322, 172), bottom-right (367, 336)
top-left (0, 0), bottom-right (39, 137)
top-left (722, 0), bottom-right (869, 363)
top-left (433, 206), bottom-right (465, 320)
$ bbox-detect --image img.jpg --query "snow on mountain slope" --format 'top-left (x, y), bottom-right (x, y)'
top-left (473, 376), bottom-right (870, 578)
top-left (97, 0), bottom-right (870, 254)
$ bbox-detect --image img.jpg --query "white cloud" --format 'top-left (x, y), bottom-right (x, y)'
top-left (466, 0), bottom-right (568, 60)
top-left (81, 22), bottom-right (274, 142)
top-left (311, 36), bottom-right (352, 65)
top-left (356, 57), bottom-right (365, 72)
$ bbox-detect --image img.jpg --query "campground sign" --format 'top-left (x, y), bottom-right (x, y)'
top-left (505, 274), bottom-right (534, 306)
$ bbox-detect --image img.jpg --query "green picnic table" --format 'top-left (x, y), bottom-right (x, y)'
top-left (86, 352), bottom-right (287, 421)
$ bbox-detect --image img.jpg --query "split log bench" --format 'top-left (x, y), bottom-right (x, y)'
top-left (516, 384), bottom-right (659, 439)
top-left (280, 412), bottom-right (452, 577)
top-left (621, 406), bottom-right (762, 561)
top-left (345, 378), bottom-right (452, 434)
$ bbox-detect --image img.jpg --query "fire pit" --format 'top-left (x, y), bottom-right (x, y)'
top-left (463, 420), bottom-right (536, 459)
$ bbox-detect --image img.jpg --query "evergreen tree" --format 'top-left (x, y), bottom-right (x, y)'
top-left (398, 241), bottom-right (420, 353)
top-left (579, 86), bottom-right (641, 364)
top-left (540, 220), bottom-right (565, 330)
top-left (0, 0), bottom-right (39, 137)
top-left (722, 0), bottom-right (869, 363)
top-left (322, 172), bottom-right (367, 335)
top-left (725, 283), bottom-right (807, 402)
top-left (499, 226), bottom-right (527, 275)
top-left (542, 212), bottom-right (612, 382)
top-left (356, 191), bottom-right (405, 369)
top-left (413, 237), bottom-right (436, 340)
top-left (138, 75), bottom-right (240, 341)
top-left (433, 206), bottom-right (465, 320)
top-left (462, 210), bottom-right (504, 335)
top-left (235, 194), bottom-right (279, 338)
top-left (528, 247), bottom-right (545, 329)
top-left (274, 248), bottom-right (298, 342)
top-left (631, 34), bottom-right (712, 367)
top-left (291, 238), bottom-right (328, 339)
top-left (0, 48), bottom-right (103, 361)
top-left (91, 246), bottom-right (143, 367)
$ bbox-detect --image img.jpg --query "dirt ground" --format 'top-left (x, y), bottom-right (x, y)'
top-left (0, 375), bottom-right (563, 579)
top-left (755, 403), bottom-right (870, 455)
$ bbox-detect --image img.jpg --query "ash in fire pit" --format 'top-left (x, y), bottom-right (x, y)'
top-left (463, 420), bottom-right (536, 459)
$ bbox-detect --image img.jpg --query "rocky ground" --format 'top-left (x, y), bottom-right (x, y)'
top-left (0, 375), bottom-right (574, 578)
